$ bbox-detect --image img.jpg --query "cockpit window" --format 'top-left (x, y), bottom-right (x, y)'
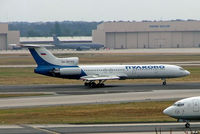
top-left (179, 67), bottom-right (184, 71)
top-left (173, 102), bottom-right (184, 107)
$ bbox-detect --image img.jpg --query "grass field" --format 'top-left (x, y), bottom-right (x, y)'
top-left (1, 53), bottom-right (200, 65)
top-left (0, 101), bottom-right (176, 124)
top-left (0, 66), bottom-right (199, 85)
top-left (0, 93), bottom-right (49, 98)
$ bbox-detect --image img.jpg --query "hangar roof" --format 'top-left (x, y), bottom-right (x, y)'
top-left (97, 21), bottom-right (200, 32)
top-left (20, 36), bottom-right (92, 42)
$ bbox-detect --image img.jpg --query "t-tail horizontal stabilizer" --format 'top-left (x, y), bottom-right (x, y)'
top-left (22, 45), bottom-right (79, 67)
top-left (53, 35), bottom-right (60, 45)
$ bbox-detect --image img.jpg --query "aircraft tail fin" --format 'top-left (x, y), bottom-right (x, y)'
top-left (23, 45), bottom-right (79, 67)
top-left (53, 35), bottom-right (60, 45)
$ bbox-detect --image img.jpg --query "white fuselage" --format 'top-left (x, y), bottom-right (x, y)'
top-left (79, 64), bottom-right (190, 79)
top-left (27, 46), bottom-right (190, 84)
top-left (163, 97), bottom-right (200, 120)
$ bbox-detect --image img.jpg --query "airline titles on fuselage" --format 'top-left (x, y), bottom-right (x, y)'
top-left (125, 65), bottom-right (165, 70)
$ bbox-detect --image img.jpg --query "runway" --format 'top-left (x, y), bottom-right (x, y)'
top-left (0, 122), bottom-right (200, 134)
top-left (1, 83), bottom-right (200, 94)
top-left (0, 83), bottom-right (200, 108)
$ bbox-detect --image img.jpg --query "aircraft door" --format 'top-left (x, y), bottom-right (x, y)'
top-left (193, 99), bottom-right (199, 112)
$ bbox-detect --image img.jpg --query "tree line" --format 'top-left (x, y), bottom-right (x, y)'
top-left (8, 21), bottom-right (102, 37)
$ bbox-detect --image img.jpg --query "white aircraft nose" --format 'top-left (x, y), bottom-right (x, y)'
top-left (185, 70), bottom-right (190, 76)
top-left (163, 106), bottom-right (173, 116)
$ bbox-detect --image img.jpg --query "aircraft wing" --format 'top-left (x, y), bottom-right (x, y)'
top-left (80, 75), bottom-right (120, 81)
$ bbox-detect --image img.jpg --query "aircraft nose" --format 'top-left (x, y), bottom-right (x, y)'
top-left (163, 106), bottom-right (173, 116)
top-left (185, 70), bottom-right (190, 76)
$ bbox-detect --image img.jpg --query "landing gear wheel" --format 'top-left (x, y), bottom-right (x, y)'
top-left (90, 82), bottom-right (96, 88)
top-left (100, 83), bottom-right (105, 87)
top-left (84, 82), bottom-right (89, 86)
top-left (98, 83), bottom-right (105, 87)
top-left (163, 81), bottom-right (166, 86)
top-left (162, 79), bottom-right (166, 86)
top-left (185, 122), bottom-right (190, 128)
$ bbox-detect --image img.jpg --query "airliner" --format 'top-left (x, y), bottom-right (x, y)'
top-left (24, 45), bottom-right (190, 88)
top-left (163, 96), bottom-right (200, 128)
top-left (53, 35), bottom-right (104, 51)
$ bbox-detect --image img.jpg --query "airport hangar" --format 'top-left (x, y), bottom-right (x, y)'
top-left (2, 21), bottom-right (200, 50)
top-left (92, 21), bottom-right (200, 49)
top-left (0, 23), bottom-right (20, 50)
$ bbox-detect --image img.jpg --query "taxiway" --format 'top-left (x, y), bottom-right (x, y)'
top-left (0, 123), bottom-right (200, 134)
top-left (0, 83), bottom-right (199, 108)
top-left (0, 83), bottom-right (200, 94)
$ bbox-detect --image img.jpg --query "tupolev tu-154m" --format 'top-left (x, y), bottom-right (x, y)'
top-left (24, 45), bottom-right (190, 88)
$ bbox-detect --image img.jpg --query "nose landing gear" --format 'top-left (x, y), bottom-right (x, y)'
top-left (162, 78), bottom-right (166, 86)
top-left (185, 121), bottom-right (190, 128)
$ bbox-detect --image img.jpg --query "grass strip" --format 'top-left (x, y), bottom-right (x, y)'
top-left (1, 53), bottom-right (200, 65)
top-left (0, 93), bottom-right (49, 98)
top-left (0, 101), bottom-right (176, 124)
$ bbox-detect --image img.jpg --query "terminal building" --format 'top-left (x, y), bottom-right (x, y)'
top-left (0, 23), bottom-right (20, 50)
top-left (92, 21), bottom-right (200, 49)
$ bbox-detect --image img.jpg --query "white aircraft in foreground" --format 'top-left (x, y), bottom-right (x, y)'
top-left (163, 96), bottom-right (200, 128)
top-left (24, 45), bottom-right (190, 87)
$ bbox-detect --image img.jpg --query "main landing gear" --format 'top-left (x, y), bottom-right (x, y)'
top-left (84, 80), bottom-right (106, 88)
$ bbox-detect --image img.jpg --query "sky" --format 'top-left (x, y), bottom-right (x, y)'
top-left (0, 0), bottom-right (199, 22)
